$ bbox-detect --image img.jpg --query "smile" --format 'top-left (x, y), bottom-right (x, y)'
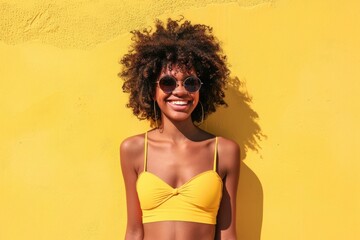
top-left (167, 100), bottom-right (190, 106)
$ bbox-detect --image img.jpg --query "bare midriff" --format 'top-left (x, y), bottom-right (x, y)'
top-left (143, 221), bottom-right (215, 240)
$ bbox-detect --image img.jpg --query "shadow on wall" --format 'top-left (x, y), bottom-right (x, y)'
top-left (203, 76), bottom-right (265, 240)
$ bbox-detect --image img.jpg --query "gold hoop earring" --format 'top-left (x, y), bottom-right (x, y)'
top-left (153, 101), bottom-right (158, 128)
top-left (196, 101), bottom-right (204, 126)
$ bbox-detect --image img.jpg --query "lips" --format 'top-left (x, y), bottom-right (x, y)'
top-left (168, 100), bottom-right (189, 106)
top-left (166, 100), bottom-right (192, 110)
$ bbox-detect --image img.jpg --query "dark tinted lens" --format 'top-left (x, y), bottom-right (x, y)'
top-left (184, 77), bottom-right (201, 92)
top-left (159, 76), bottom-right (176, 93)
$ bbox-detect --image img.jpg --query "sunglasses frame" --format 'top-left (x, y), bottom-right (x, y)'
top-left (156, 75), bottom-right (203, 94)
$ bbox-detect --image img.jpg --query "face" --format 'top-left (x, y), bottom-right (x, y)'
top-left (154, 64), bottom-right (200, 124)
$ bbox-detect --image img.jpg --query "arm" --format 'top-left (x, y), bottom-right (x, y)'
top-left (215, 138), bottom-right (240, 240)
top-left (120, 136), bottom-right (144, 240)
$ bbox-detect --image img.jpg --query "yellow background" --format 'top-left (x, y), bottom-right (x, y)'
top-left (1, 0), bottom-right (359, 239)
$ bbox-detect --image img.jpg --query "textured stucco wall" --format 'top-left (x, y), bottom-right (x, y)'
top-left (0, 0), bottom-right (273, 49)
top-left (1, 1), bottom-right (360, 240)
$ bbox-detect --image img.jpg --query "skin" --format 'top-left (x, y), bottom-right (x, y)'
top-left (120, 65), bottom-right (240, 240)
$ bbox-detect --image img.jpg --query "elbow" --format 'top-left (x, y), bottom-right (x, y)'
top-left (124, 228), bottom-right (143, 240)
top-left (124, 233), bottom-right (143, 240)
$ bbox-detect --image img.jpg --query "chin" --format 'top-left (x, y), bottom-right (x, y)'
top-left (165, 113), bottom-right (193, 123)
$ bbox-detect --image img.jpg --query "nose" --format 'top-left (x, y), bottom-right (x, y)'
top-left (172, 81), bottom-right (188, 95)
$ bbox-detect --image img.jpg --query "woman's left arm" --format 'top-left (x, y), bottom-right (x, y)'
top-left (215, 138), bottom-right (240, 240)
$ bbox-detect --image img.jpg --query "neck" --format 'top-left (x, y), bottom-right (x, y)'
top-left (157, 117), bottom-right (202, 143)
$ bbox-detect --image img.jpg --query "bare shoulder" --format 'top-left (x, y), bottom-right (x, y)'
top-left (217, 137), bottom-right (240, 153)
top-left (120, 133), bottom-right (145, 155)
top-left (217, 137), bottom-right (240, 172)
top-left (120, 133), bottom-right (146, 170)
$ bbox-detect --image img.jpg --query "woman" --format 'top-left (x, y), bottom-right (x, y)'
top-left (120, 18), bottom-right (240, 240)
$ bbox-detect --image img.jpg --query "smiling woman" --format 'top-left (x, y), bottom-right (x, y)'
top-left (119, 18), bottom-right (240, 240)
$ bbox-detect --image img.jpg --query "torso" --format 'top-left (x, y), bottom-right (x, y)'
top-left (139, 130), bottom-right (223, 240)
top-left (120, 128), bottom-right (240, 240)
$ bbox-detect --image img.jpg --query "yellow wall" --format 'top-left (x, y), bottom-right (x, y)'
top-left (1, 1), bottom-right (359, 239)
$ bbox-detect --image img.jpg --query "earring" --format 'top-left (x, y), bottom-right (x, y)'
top-left (153, 100), bottom-right (158, 128)
top-left (196, 101), bottom-right (204, 126)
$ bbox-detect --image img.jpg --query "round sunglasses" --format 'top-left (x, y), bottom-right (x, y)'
top-left (156, 75), bottom-right (203, 94)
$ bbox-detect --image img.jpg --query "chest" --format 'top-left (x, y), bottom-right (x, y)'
top-left (143, 142), bottom-right (218, 188)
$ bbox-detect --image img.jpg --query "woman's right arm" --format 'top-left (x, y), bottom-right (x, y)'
top-left (120, 136), bottom-right (144, 240)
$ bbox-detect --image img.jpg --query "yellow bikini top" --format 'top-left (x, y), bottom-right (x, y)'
top-left (136, 132), bottom-right (223, 224)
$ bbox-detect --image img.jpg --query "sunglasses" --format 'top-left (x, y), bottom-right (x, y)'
top-left (156, 75), bottom-right (203, 94)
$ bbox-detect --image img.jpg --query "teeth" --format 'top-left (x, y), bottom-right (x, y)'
top-left (170, 101), bottom-right (188, 105)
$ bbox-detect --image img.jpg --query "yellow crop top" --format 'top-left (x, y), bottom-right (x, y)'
top-left (136, 132), bottom-right (223, 224)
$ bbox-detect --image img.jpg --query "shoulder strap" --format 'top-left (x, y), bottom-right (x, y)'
top-left (143, 132), bottom-right (148, 172)
top-left (213, 137), bottom-right (218, 171)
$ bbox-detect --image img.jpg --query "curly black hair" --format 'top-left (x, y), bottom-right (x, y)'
top-left (119, 17), bottom-right (229, 125)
